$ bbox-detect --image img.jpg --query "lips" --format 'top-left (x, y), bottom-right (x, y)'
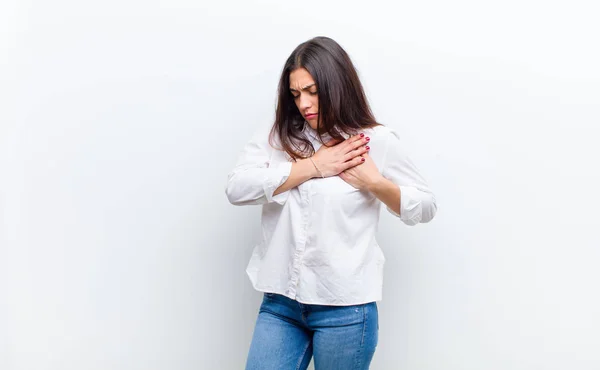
top-left (305, 113), bottom-right (318, 119)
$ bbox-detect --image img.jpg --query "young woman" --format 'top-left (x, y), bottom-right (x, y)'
top-left (225, 36), bottom-right (437, 370)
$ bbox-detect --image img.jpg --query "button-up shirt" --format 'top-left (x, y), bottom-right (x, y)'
top-left (225, 122), bottom-right (437, 305)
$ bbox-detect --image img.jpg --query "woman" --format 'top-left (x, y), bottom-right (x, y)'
top-left (225, 36), bottom-right (437, 370)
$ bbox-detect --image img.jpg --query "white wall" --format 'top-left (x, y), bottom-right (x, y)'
top-left (2, 1), bottom-right (599, 369)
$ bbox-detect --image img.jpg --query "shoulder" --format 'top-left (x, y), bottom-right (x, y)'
top-left (361, 124), bottom-right (402, 145)
top-left (246, 122), bottom-right (282, 149)
top-left (362, 124), bottom-right (413, 168)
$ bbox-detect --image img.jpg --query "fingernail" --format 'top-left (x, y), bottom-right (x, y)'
top-left (366, 146), bottom-right (370, 150)
top-left (360, 133), bottom-right (364, 137)
top-left (366, 137), bottom-right (370, 141)
top-left (361, 158), bottom-right (365, 162)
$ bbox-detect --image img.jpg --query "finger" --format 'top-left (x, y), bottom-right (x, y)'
top-left (343, 145), bottom-right (370, 162)
top-left (336, 133), bottom-right (362, 149)
top-left (342, 154), bottom-right (366, 171)
top-left (344, 135), bottom-right (370, 153)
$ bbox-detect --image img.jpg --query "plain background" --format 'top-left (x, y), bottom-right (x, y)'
top-left (1, 0), bottom-right (599, 369)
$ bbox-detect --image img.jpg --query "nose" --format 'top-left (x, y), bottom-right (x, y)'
top-left (299, 94), bottom-right (312, 111)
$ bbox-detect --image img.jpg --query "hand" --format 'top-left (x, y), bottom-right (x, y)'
top-left (339, 153), bottom-right (384, 191)
top-left (311, 134), bottom-right (370, 178)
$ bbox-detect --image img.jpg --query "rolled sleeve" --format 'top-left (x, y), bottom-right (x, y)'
top-left (225, 126), bottom-right (293, 206)
top-left (382, 128), bottom-right (437, 225)
top-left (386, 185), bottom-right (437, 226)
top-left (263, 162), bottom-right (293, 204)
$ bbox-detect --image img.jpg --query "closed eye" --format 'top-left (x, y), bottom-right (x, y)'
top-left (291, 91), bottom-right (317, 99)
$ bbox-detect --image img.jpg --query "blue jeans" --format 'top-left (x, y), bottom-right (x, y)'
top-left (245, 293), bottom-right (379, 370)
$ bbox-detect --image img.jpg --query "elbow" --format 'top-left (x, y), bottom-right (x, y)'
top-left (224, 184), bottom-right (239, 205)
top-left (224, 174), bottom-right (267, 206)
top-left (225, 185), bottom-right (251, 206)
top-left (399, 192), bottom-right (437, 226)
top-left (224, 175), bottom-right (244, 206)
top-left (419, 195), bottom-right (438, 224)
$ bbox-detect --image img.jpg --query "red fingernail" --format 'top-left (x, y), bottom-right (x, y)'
top-left (360, 133), bottom-right (364, 137)
top-left (366, 137), bottom-right (370, 141)
top-left (361, 158), bottom-right (365, 162)
top-left (366, 146), bottom-right (370, 150)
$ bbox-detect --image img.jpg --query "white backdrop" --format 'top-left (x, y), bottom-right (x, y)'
top-left (1, 1), bottom-right (599, 369)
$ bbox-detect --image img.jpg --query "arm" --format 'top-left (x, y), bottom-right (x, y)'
top-left (366, 176), bottom-right (402, 214)
top-left (275, 133), bottom-right (370, 195)
top-left (226, 128), bottom-right (369, 206)
top-left (225, 127), bottom-right (317, 206)
top-left (273, 159), bottom-right (317, 196)
top-left (376, 128), bottom-right (437, 225)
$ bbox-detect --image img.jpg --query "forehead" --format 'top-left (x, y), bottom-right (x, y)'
top-left (289, 68), bottom-right (315, 88)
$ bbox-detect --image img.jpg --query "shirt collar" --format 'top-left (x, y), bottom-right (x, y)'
top-left (302, 121), bottom-right (319, 142)
top-left (302, 121), bottom-right (350, 143)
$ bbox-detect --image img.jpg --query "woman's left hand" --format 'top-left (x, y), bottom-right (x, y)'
top-left (338, 153), bottom-right (384, 191)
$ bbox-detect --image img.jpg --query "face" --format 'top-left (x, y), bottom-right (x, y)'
top-left (289, 68), bottom-right (319, 129)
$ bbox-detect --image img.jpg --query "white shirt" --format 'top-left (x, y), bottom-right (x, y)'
top-left (225, 122), bottom-right (437, 305)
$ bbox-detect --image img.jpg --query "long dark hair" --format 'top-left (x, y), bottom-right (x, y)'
top-left (269, 36), bottom-right (381, 160)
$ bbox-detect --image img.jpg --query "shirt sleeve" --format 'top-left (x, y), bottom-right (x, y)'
top-left (225, 126), bottom-right (293, 206)
top-left (381, 128), bottom-right (437, 225)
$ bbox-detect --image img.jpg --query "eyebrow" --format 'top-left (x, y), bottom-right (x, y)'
top-left (289, 83), bottom-right (316, 92)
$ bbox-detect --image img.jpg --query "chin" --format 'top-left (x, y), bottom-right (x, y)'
top-left (306, 120), bottom-right (319, 130)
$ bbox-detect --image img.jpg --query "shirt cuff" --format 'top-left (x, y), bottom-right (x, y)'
top-left (387, 185), bottom-right (423, 226)
top-left (263, 162), bottom-right (293, 205)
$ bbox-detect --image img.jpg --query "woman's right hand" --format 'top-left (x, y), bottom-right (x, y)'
top-left (311, 134), bottom-right (371, 178)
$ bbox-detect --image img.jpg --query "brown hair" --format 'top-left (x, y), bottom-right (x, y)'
top-left (269, 36), bottom-right (381, 160)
